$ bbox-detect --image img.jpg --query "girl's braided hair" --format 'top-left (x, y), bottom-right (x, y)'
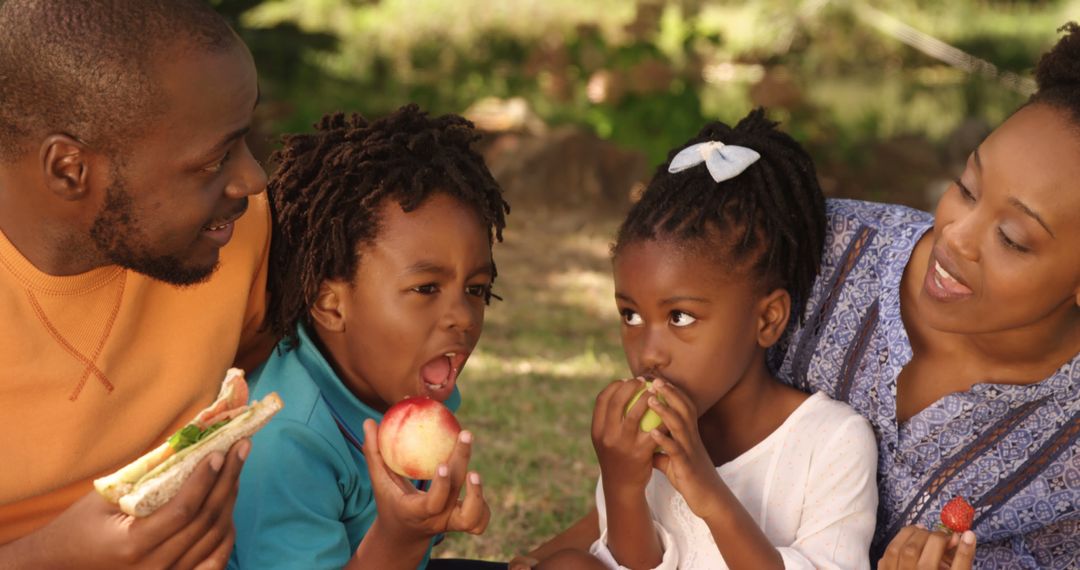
top-left (614, 108), bottom-right (825, 311)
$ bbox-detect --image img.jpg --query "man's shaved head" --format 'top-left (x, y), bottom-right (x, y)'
top-left (0, 0), bottom-right (238, 161)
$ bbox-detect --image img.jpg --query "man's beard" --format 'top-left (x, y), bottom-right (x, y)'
top-left (89, 177), bottom-right (218, 286)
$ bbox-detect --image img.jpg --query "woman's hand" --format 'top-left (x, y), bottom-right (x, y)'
top-left (361, 419), bottom-right (490, 545)
top-left (644, 379), bottom-right (727, 520)
top-left (591, 378), bottom-right (663, 497)
top-left (878, 525), bottom-right (976, 570)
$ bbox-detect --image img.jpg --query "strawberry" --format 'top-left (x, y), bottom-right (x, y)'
top-left (939, 495), bottom-right (974, 533)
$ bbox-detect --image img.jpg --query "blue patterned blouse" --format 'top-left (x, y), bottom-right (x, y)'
top-left (772, 199), bottom-right (1079, 568)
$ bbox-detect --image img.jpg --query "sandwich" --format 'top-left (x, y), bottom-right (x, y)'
top-left (94, 368), bottom-right (283, 517)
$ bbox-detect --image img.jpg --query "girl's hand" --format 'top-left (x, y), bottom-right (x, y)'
top-left (591, 378), bottom-right (663, 497)
top-left (361, 419), bottom-right (490, 546)
top-left (645, 379), bottom-right (726, 520)
top-left (878, 525), bottom-right (976, 570)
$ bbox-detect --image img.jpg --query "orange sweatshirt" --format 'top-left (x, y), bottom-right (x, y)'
top-left (0, 193), bottom-right (273, 544)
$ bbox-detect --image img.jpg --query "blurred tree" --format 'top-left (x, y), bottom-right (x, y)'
top-left (218, 0), bottom-right (1074, 206)
top-left (209, 0), bottom-right (341, 159)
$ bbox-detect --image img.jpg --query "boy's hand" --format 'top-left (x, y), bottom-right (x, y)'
top-left (361, 419), bottom-right (490, 546)
top-left (878, 525), bottom-right (976, 570)
top-left (644, 379), bottom-right (726, 520)
top-left (2, 440), bottom-right (248, 570)
top-left (591, 379), bottom-right (661, 497)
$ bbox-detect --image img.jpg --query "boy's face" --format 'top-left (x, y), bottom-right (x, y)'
top-left (613, 239), bottom-right (765, 415)
top-left (89, 40), bottom-right (266, 285)
top-left (922, 103), bottom-right (1080, 334)
top-left (322, 192), bottom-right (493, 413)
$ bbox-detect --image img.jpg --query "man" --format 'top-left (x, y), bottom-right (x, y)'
top-left (0, 1), bottom-right (273, 567)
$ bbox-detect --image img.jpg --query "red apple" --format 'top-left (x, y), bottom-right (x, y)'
top-left (377, 396), bottom-right (462, 480)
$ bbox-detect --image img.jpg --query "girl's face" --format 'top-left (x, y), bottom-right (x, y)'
top-left (921, 104), bottom-right (1080, 335)
top-left (318, 192), bottom-right (493, 412)
top-left (613, 239), bottom-right (769, 413)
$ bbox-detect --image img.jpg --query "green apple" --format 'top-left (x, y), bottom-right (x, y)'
top-left (624, 380), bottom-right (665, 432)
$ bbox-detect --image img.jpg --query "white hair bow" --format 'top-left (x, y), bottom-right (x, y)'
top-left (667, 140), bottom-right (760, 183)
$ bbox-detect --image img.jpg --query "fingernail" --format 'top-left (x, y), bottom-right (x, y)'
top-left (238, 440), bottom-right (251, 462)
top-left (210, 453), bottom-right (224, 472)
top-left (653, 378), bottom-right (665, 388)
top-left (460, 430), bottom-right (473, 444)
top-left (962, 530), bottom-right (976, 545)
top-left (469, 472), bottom-right (481, 485)
top-left (438, 465), bottom-right (449, 478)
top-left (648, 396), bottom-right (659, 406)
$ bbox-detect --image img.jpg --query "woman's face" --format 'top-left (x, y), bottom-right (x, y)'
top-left (920, 103), bottom-right (1080, 335)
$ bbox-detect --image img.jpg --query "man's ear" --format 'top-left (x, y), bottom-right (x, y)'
top-left (756, 288), bottom-right (791, 349)
top-left (40, 134), bottom-right (94, 201)
top-left (310, 280), bottom-right (349, 333)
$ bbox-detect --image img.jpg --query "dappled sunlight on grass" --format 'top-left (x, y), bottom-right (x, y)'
top-left (547, 268), bottom-right (615, 316)
top-left (447, 370), bottom-right (608, 560)
top-left (436, 209), bottom-right (628, 560)
top-left (466, 344), bottom-right (625, 384)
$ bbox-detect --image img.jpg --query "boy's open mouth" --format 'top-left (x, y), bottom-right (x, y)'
top-left (419, 351), bottom-right (469, 400)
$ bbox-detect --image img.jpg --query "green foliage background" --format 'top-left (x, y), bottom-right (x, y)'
top-left (218, 0), bottom-right (1078, 177)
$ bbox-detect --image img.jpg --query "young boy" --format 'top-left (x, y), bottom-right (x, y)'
top-left (230, 105), bottom-right (510, 569)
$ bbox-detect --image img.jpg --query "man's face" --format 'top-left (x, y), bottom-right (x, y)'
top-left (91, 40), bottom-right (266, 285)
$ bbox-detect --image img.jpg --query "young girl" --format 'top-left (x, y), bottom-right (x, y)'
top-left (516, 109), bottom-right (879, 569)
top-left (230, 105), bottom-right (509, 569)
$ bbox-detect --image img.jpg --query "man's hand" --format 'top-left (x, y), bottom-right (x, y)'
top-left (1, 439), bottom-right (249, 570)
top-left (878, 525), bottom-right (976, 570)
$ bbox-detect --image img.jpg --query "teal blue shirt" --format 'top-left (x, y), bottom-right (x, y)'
top-left (230, 324), bottom-right (461, 569)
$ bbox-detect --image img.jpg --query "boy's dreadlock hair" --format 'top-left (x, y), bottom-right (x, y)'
top-left (1030, 22), bottom-right (1080, 126)
top-left (267, 103), bottom-right (510, 347)
top-left (613, 108), bottom-right (825, 312)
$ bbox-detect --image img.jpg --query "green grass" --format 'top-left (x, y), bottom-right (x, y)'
top-left (434, 208), bottom-right (627, 561)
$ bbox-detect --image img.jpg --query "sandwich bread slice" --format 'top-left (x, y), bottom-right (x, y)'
top-left (94, 368), bottom-right (282, 517)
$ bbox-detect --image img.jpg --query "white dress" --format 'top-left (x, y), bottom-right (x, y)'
top-left (589, 391), bottom-right (878, 569)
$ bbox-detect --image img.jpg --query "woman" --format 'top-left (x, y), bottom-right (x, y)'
top-left (774, 23), bottom-right (1080, 569)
